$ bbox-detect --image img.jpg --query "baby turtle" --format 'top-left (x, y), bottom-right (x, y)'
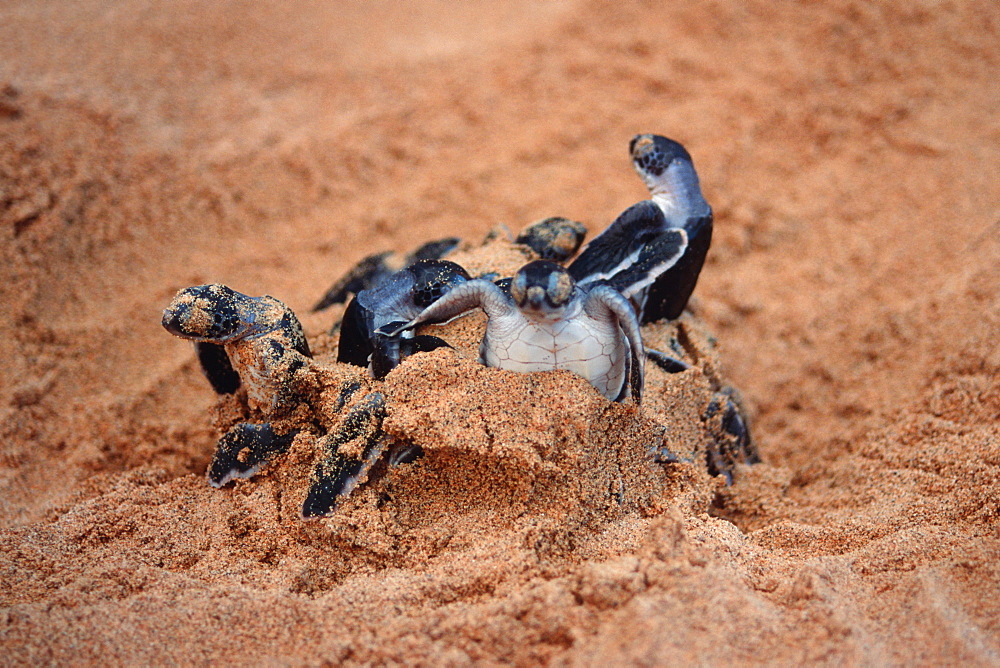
top-left (392, 228), bottom-right (687, 403)
top-left (337, 259), bottom-right (471, 379)
top-left (162, 284), bottom-right (317, 487)
top-left (333, 217), bottom-right (588, 381)
top-left (569, 134), bottom-right (712, 323)
top-left (162, 283), bottom-right (311, 415)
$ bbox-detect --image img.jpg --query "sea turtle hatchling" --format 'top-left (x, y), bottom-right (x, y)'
top-left (569, 133), bottom-right (712, 324)
top-left (162, 283), bottom-right (311, 416)
top-left (162, 284), bottom-right (319, 486)
top-left (336, 259), bottom-right (472, 379)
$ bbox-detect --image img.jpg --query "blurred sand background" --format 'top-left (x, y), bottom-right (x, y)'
top-left (1, 0), bottom-right (999, 663)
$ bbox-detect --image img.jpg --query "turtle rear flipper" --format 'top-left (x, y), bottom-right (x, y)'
top-left (303, 392), bottom-right (387, 518)
top-left (313, 251), bottom-right (394, 312)
top-left (208, 423), bottom-right (300, 487)
top-left (703, 391), bottom-right (759, 485)
top-left (407, 237), bottom-right (461, 262)
top-left (645, 347), bottom-right (690, 374)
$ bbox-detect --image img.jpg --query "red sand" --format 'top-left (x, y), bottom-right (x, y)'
top-left (2, 1), bottom-right (999, 664)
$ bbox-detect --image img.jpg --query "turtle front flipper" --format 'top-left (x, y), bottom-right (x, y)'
top-left (369, 324), bottom-right (452, 380)
top-left (604, 228), bottom-right (688, 302)
top-left (640, 216), bottom-right (712, 323)
top-left (208, 422), bottom-right (300, 487)
top-left (303, 392), bottom-right (388, 518)
top-left (583, 284), bottom-right (648, 403)
top-left (703, 391), bottom-right (759, 485)
top-left (195, 341), bottom-right (241, 394)
top-left (390, 278), bottom-right (510, 339)
top-left (337, 297), bottom-right (376, 367)
top-left (568, 200), bottom-right (669, 284)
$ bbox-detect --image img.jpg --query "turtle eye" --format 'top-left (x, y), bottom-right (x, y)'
top-left (546, 270), bottom-right (574, 307)
top-left (510, 271), bottom-right (528, 306)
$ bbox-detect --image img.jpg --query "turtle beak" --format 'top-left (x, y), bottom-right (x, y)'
top-left (162, 304), bottom-right (186, 337)
top-left (524, 286), bottom-right (546, 311)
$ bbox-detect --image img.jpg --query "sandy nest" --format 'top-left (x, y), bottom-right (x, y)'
top-left (2, 1), bottom-right (999, 664)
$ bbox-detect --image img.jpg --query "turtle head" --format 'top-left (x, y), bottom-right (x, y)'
top-left (162, 283), bottom-right (254, 343)
top-left (407, 259), bottom-right (472, 308)
top-left (515, 217), bottom-right (588, 263)
top-left (510, 260), bottom-right (577, 321)
top-left (629, 134), bottom-right (709, 219)
top-left (629, 134), bottom-right (692, 178)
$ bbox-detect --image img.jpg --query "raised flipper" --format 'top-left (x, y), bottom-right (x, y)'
top-left (195, 341), bottom-right (241, 394)
top-left (568, 200), bottom-right (669, 284)
top-left (303, 392), bottom-right (388, 518)
top-left (640, 215), bottom-right (712, 323)
top-left (208, 422), bottom-right (300, 487)
top-left (604, 228), bottom-right (688, 301)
